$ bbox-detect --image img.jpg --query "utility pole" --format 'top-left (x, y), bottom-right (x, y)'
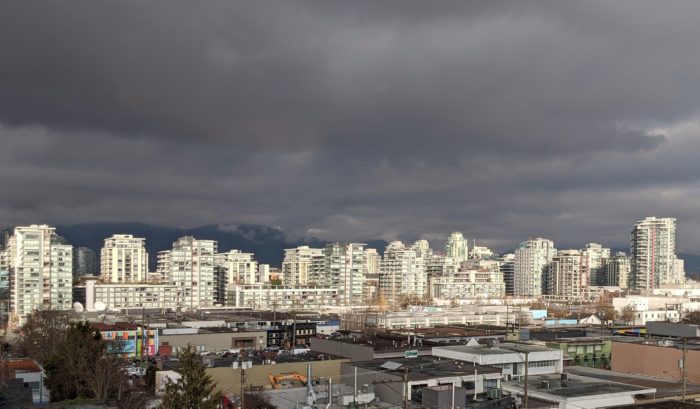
top-left (144, 312), bottom-right (150, 365)
top-left (292, 312), bottom-right (297, 348)
top-left (403, 367), bottom-right (410, 409)
top-left (524, 351), bottom-right (529, 409)
top-left (682, 338), bottom-right (687, 401)
top-left (140, 307), bottom-right (145, 369)
top-left (506, 304), bottom-right (510, 334)
top-left (239, 353), bottom-right (247, 409)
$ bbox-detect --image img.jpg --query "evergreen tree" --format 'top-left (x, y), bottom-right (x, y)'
top-left (160, 344), bottom-right (222, 409)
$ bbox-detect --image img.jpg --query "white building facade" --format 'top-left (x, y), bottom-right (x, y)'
top-left (159, 236), bottom-right (217, 310)
top-left (100, 234), bottom-right (148, 283)
top-left (84, 278), bottom-right (183, 312)
top-left (547, 250), bottom-right (585, 300)
top-left (379, 241), bottom-right (427, 306)
top-left (514, 238), bottom-right (556, 297)
top-left (582, 243), bottom-right (610, 287)
top-left (281, 246), bottom-right (323, 286)
top-left (605, 252), bottom-right (630, 289)
top-left (322, 242), bottom-right (367, 306)
top-left (445, 232), bottom-right (469, 264)
top-left (216, 250), bottom-right (258, 285)
top-left (227, 284), bottom-right (338, 310)
top-left (630, 217), bottom-right (682, 290)
top-left (430, 268), bottom-right (505, 300)
top-left (6, 225), bottom-right (73, 323)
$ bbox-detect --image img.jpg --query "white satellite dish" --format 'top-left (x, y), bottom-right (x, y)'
top-left (73, 302), bottom-right (84, 313)
top-left (94, 301), bottom-right (106, 312)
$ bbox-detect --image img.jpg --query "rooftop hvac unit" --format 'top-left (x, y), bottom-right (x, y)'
top-left (486, 388), bottom-right (502, 399)
top-left (540, 381), bottom-right (550, 389)
top-left (561, 373), bottom-right (569, 381)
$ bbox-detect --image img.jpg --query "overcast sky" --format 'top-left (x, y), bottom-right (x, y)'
top-left (2, 1), bottom-right (700, 253)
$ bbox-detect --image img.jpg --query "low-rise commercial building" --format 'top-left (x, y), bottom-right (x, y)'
top-left (208, 358), bottom-right (347, 401)
top-left (545, 338), bottom-right (611, 368)
top-left (342, 357), bottom-right (502, 407)
top-left (92, 322), bottom-right (159, 358)
top-left (159, 327), bottom-right (267, 354)
top-left (632, 309), bottom-right (680, 325)
top-left (501, 372), bottom-right (655, 409)
top-left (432, 343), bottom-right (564, 379)
top-left (369, 306), bottom-right (531, 330)
top-left (266, 322), bottom-right (317, 347)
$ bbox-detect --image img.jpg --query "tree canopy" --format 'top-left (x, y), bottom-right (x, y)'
top-left (44, 321), bottom-right (130, 402)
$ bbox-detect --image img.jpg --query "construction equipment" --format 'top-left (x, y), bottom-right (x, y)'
top-left (269, 372), bottom-right (309, 389)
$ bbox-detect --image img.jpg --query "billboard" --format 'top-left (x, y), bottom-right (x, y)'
top-left (102, 328), bottom-right (158, 358)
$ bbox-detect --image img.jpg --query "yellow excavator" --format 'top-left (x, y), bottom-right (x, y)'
top-left (269, 372), bottom-right (309, 389)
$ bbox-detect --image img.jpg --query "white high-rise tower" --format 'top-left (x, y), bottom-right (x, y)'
top-left (6, 225), bottom-right (73, 323)
top-left (514, 238), bottom-right (556, 297)
top-left (160, 236), bottom-right (217, 310)
top-left (444, 232), bottom-right (469, 264)
top-left (100, 234), bottom-right (148, 283)
top-left (630, 217), bottom-right (681, 290)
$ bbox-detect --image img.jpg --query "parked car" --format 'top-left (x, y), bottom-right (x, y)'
top-left (123, 366), bottom-right (146, 379)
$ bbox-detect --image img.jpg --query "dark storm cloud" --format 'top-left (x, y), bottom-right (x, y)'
top-left (2, 1), bottom-right (700, 253)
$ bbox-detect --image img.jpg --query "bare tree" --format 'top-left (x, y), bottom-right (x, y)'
top-left (617, 305), bottom-right (636, 325)
top-left (15, 310), bottom-right (72, 365)
top-left (44, 322), bottom-right (131, 402)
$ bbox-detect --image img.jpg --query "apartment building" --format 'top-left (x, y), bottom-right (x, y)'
top-left (547, 250), bottom-right (586, 300)
top-left (73, 246), bottom-right (97, 277)
top-left (100, 234), bottom-right (148, 283)
top-left (321, 242), bottom-right (367, 306)
top-left (514, 238), bottom-right (556, 297)
top-left (444, 232), bottom-right (469, 264)
top-left (379, 241), bottom-right (427, 306)
top-left (159, 236), bottom-right (217, 310)
top-left (216, 249), bottom-right (258, 285)
top-left (227, 284), bottom-right (338, 310)
top-left (83, 277), bottom-right (183, 312)
top-left (5, 225), bottom-right (73, 323)
top-left (430, 268), bottom-right (505, 300)
top-left (605, 252), bottom-right (630, 289)
top-left (281, 246), bottom-right (323, 286)
top-left (630, 217), bottom-right (682, 290)
top-left (581, 243), bottom-right (610, 287)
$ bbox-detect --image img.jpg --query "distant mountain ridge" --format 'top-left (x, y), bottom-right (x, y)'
top-left (51, 222), bottom-right (388, 270)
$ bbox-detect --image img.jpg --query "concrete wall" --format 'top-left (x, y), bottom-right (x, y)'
top-left (208, 359), bottom-right (347, 396)
top-left (611, 341), bottom-right (700, 383)
top-left (160, 331), bottom-right (267, 352)
top-left (310, 338), bottom-right (374, 361)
